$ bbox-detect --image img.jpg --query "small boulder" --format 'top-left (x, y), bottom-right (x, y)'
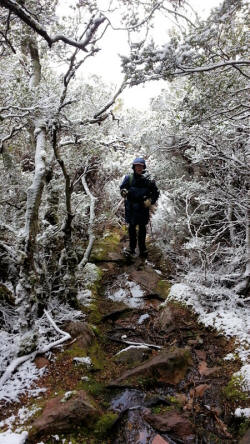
top-left (64, 321), bottom-right (95, 348)
top-left (155, 306), bottom-right (175, 330)
top-left (152, 435), bottom-right (170, 444)
top-left (144, 410), bottom-right (194, 442)
top-left (29, 390), bottom-right (100, 441)
top-left (109, 347), bottom-right (192, 386)
top-left (113, 345), bottom-right (151, 364)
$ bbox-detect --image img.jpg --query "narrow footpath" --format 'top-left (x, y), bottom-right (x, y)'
top-left (0, 229), bottom-right (249, 444)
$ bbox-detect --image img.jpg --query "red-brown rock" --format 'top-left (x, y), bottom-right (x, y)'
top-left (109, 347), bottom-right (192, 386)
top-left (152, 434), bottom-right (170, 444)
top-left (64, 321), bottom-right (95, 348)
top-left (29, 390), bottom-right (100, 441)
top-left (144, 410), bottom-right (195, 442)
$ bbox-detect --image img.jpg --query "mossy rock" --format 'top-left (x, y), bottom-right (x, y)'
top-left (156, 280), bottom-right (171, 300)
top-left (90, 231), bottom-right (121, 261)
top-left (94, 412), bottom-right (118, 437)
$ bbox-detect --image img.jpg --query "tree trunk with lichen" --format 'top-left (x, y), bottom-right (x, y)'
top-left (16, 27), bottom-right (47, 352)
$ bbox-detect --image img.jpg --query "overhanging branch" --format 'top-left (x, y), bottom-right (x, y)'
top-left (0, 0), bottom-right (106, 50)
top-left (175, 59), bottom-right (250, 76)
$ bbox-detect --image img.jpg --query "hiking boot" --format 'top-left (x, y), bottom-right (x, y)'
top-left (123, 248), bottom-right (136, 258)
top-left (139, 249), bottom-right (148, 258)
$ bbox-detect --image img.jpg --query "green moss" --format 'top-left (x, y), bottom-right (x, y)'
top-left (238, 418), bottom-right (250, 437)
top-left (136, 375), bottom-right (158, 388)
top-left (156, 280), bottom-right (171, 299)
top-left (77, 378), bottom-right (106, 396)
top-left (45, 427), bottom-right (105, 444)
top-left (152, 404), bottom-right (174, 414)
top-left (94, 412), bottom-right (118, 437)
top-left (88, 340), bottom-right (106, 371)
top-left (166, 395), bottom-right (183, 409)
top-left (58, 343), bottom-right (87, 359)
top-left (90, 324), bottom-right (102, 337)
top-left (90, 231), bottom-right (121, 261)
top-left (89, 301), bottom-right (103, 324)
top-left (223, 375), bottom-right (248, 403)
top-left (87, 267), bottom-right (103, 294)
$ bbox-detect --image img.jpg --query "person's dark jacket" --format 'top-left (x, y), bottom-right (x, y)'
top-left (120, 172), bottom-right (159, 225)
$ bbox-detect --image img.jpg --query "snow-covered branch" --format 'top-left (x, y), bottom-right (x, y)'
top-left (94, 78), bottom-right (127, 119)
top-left (0, 0), bottom-right (106, 51)
top-left (0, 310), bottom-right (71, 388)
top-left (175, 59), bottom-right (250, 76)
top-left (78, 174), bottom-right (97, 268)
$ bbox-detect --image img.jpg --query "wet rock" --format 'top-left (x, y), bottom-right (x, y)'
top-left (64, 321), bottom-right (95, 348)
top-left (239, 428), bottom-right (250, 444)
top-left (109, 347), bottom-right (192, 386)
top-left (143, 410), bottom-right (195, 442)
top-left (111, 389), bottom-right (145, 412)
top-left (113, 345), bottom-right (151, 364)
top-left (113, 408), bottom-right (154, 444)
top-left (29, 390), bottom-right (100, 441)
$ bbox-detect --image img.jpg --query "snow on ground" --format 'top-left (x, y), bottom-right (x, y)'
top-left (0, 405), bottom-right (42, 443)
top-left (0, 404), bottom-right (41, 443)
top-left (166, 282), bottom-right (250, 388)
top-left (234, 407), bottom-right (250, 418)
top-left (0, 303), bottom-right (84, 404)
top-left (0, 360), bottom-right (46, 404)
top-left (106, 273), bottom-right (145, 308)
top-left (0, 431), bottom-right (28, 444)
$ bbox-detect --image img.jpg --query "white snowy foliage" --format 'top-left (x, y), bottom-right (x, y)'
top-left (0, 302), bottom-right (83, 403)
top-left (151, 191), bottom-right (177, 247)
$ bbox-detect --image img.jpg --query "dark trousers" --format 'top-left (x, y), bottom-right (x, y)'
top-left (129, 224), bottom-right (146, 253)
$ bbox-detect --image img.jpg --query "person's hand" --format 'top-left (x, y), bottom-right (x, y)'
top-left (144, 198), bottom-right (151, 208)
top-left (121, 189), bottom-right (128, 198)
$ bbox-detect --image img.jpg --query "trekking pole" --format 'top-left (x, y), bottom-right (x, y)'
top-left (113, 198), bottom-right (124, 215)
top-left (149, 216), bottom-right (154, 240)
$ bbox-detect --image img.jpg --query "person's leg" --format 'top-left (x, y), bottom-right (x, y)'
top-left (128, 224), bottom-right (137, 253)
top-left (138, 224), bottom-right (147, 256)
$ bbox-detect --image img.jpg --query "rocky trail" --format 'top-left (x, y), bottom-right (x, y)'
top-left (0, 229), bottom-right (249, 444)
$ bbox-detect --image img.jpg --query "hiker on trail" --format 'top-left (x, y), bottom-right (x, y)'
top-left (120, 157), bottom-right (160, 258)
